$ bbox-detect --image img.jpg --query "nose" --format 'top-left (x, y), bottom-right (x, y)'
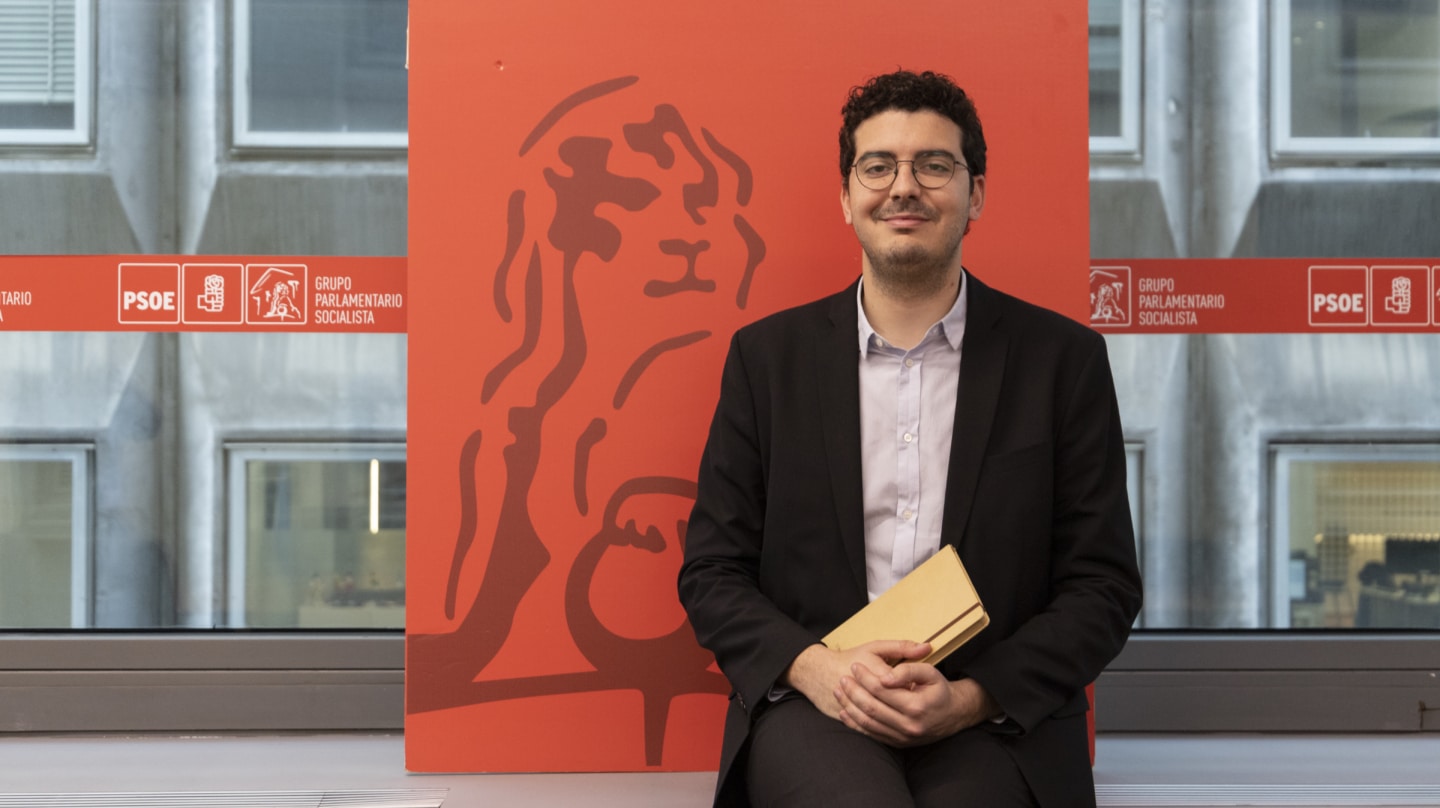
top-left (889, 161), bottom-right (922, 197)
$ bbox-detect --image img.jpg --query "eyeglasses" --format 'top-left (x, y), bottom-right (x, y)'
top-left (851, 154), bottom-right (968, 190)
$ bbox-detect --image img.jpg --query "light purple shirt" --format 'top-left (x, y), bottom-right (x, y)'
top-left (856, 274), bottom-right (967, 602)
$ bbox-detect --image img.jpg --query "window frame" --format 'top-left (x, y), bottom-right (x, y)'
top-left (1101, 632), bottom-right (1440, 732)
top-left (1125, 440), bottom-right (1143, 560)
top-left (1269, 441), bottom-right (1440, 629)
top-left (1270, 0), bottom-right (1440, 160)
top-left (0, 0), bottom-right (95, 147)
top-left (0, 632), bottom-right (403, 732)
top-left (229, 0), bottom-right (409, 150)
top-left (224, 441), bottom-right (406, 629)
top-left (0, 443), bottom-right (93, 628)
top-left (1089, 0), bottom-right (1143, 156)
top-left (1124, 440), bottom-right (1145, 627)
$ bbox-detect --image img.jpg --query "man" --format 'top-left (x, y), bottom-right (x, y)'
top-left (677, 70), bottom-right (1142, 807)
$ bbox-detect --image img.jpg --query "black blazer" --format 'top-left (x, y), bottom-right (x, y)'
top-left (678, 272), bottom-right (1142, 808)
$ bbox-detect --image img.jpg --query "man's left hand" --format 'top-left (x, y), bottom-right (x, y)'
top-left (834, 660), bottom-right (1000, 747)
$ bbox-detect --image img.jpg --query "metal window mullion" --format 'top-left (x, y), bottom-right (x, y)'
top-left (1271, 446), bottom-right (1294, 628)
top-left (1270, 0), bottom-right (1294, 156)
top-left (225, 449), bottom-right (247, 629)
top-left (231, 0), bottom-right (253, 149)
top-left (69, 446), bottom-right (91, 628)
top-left (1117, 0), bottom-right (1142, 152)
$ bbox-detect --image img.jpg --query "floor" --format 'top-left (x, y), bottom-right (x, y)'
top-left (0, 733), bottom-right (1437, 807)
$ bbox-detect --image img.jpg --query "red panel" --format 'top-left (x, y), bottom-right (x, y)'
top-left (406, 0), bottom-right (1090, 772)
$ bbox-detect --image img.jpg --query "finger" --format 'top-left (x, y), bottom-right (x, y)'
top-left (897, 640), bottom-right (932, 660)
top-left (839, 703), bottom-right (906, 746)
top-left (852, 664), bottom-right (945, 731)
top-left (859, 639), bottom-right (932, 663)
top-left (843, 669), bottom-right (916, 735)
top-left (834, 680), bottom-right (879, 738)
top-left (879, 660), bottom-right (942, 689)
top-left (849, 661), bottom-right (896, 698)
top-left (848, 657), bottom-right (888, 685)
top-left (838, 672), bottom-right (888, 723)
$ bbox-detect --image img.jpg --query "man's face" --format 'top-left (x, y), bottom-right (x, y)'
top-left (840, 109), bottom-right (985, 293)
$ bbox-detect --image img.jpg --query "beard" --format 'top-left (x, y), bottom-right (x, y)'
top-left (859, 202), bottom-right (965, 301)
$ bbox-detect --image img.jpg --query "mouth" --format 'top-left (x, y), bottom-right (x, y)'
top-left (877, 206), bottom-right (933, 229)
top-left (881, 215), bottom-right (930, 230)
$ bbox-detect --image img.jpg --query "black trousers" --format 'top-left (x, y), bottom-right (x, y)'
top-left (745, 697), bottom-right (1038, 808)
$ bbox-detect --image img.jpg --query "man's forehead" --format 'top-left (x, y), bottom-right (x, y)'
top-left (853, 108), bottom-right (964, 145)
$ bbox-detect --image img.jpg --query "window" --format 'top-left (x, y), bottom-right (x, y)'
top-left (0, 0), bottom-right (94, 145)
top-left (0, 444), bottom-right (90, 628)
top-left (1271, 443), bottom-right (1440, 629)
top-left (1089, 0), bottom-right (1142, 155)
top-left (232, 0), bottom-right (409, 149)
top-left (226, 443), bottom-right (406, 628)
top-left (1272, 0), bottom-right (1440, 157)
top-left (0, 0), bottom-right (397, 735)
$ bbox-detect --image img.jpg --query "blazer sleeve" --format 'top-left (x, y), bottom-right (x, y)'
top-left (677, 330), bottom-right (823, 715)
top-left (960, 332), bottom-right (1142, 733)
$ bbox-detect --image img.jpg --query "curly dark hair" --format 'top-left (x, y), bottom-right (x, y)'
top-left (838, 69), bottom-right (986, 187)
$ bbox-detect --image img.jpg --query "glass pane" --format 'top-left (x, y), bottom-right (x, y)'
top-left (0, 103), bottom-right (74, 131)
top-left (1290, 0), bottom-right (1440, 138)
top-left (1283, 453), bottom-right (1440, 629)
top-left (246, 0), bottom-right (408, 135)
top-left (241, 456), bottom-right (406, 628)
top-left (0, 0), bottom-right (79, 134)
top-left (1089, 0), bottom-right (1124, 137)
top-left (0, 459), bottom-right (75, 628)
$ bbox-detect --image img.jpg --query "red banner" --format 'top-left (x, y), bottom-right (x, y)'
top-left (1089, 259), bottom-right (1440, 333)
top-left (0, 255), bottom-right (405, 332)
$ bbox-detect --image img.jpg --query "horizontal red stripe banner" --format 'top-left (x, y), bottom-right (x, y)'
top-left (5, 257), bottom-right (1438, 335)
top-left (0, 255), bottom-right (405, 333)
top-left (1089, 259), bottom-right (1440, 333)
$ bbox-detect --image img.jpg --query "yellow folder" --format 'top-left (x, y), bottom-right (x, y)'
top-left (822, 544), bottom-right (989, 666)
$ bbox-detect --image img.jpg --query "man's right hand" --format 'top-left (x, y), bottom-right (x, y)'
top-left (781, 641), bottom-right (931, 721)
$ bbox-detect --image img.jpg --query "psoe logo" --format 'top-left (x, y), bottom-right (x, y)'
top-left (1308, 265), bottom-right (1368, 327)
top-left (118, 262), bottom-right (181, 325)
top-left (245, 264), bottom-right (308, 325)
top-left (1089, 266), bottom-right (1131, 327)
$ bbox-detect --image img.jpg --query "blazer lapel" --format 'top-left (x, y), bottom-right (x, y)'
top-left (815, 283), bottom-right (868, 596)
top-left (942, 272), bottom-right (1008, 550)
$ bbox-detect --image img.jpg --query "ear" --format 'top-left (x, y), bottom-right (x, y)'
top-left (967, 174), bottom-right (987, 223)
top-left (841, 185), bottom-right (853, 225)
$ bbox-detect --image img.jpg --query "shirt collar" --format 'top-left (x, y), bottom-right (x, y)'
top-left (856, 271), bottom-right (968, 357)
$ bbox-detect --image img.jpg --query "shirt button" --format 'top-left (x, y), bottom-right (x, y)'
top-left (903, 432), bottom-right (914, 443)
top-left (904, 358), bottom-right (914, 368)
top-left (902, 509), bottom-right (914, 520)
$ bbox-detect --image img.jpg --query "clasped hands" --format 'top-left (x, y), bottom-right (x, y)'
top-left (783, 640), bottom-right (999, 748)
